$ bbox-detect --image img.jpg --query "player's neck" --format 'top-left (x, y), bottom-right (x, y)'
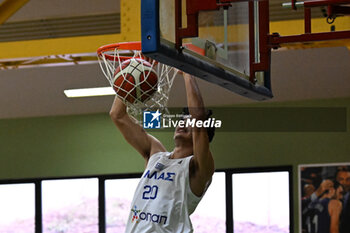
top-left (171, 145), bottom-right (193, 159)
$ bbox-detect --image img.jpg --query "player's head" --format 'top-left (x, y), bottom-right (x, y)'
top-left (173, 108), bottom-right (215, 143)
top-left (173, 114), bottom-right (193, 144)
top-left (324, 180), bottom-right (344, 200)
top-left (336, 167), bottom-right (350, 193)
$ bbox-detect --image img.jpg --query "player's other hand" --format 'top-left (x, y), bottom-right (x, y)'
top-left (144, 56), bottom-right (153, 63)
top-left (142, 54), bottom-right (155, 64)
top-left (315, 179), bottom-right (334, 197)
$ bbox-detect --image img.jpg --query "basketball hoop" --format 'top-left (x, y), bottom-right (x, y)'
top-left (97, 41), bottom-right (178, 118)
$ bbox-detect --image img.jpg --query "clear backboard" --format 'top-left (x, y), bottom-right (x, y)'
top-left (141, 0), bottom-right (273, 100)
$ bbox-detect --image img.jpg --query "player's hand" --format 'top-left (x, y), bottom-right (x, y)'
top-left (140, 54), bottom-right (157, 65)
top-left (134, 52), bottom-right (154, 64)
top-left (321, 179), bottom-right (334, 191)
top-left (181, 71), bottom-right (193, 80)
top-left (174, 68), bottom-right (183, 75)
top-left (315, 179), bottom-right (333, 197)
top-left (143, 55), bottom-right (154, 64)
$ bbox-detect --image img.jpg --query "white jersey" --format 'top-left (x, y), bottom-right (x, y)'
top-left (125, 151), bottom-right (203, 233)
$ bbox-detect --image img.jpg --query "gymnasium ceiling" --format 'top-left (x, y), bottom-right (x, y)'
top-left (0, 0), bottom-right (349, 119)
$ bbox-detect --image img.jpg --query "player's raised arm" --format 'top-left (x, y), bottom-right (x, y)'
top-left (183, 73), bottom-right (215, 196)
top-left (109, 96), bottom-right (166, 161)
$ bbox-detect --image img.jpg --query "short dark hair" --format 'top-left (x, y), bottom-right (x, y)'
top-left (336, 166), bottom-right (350, 178)
top-left (182, 107), bottom-right (215, 143)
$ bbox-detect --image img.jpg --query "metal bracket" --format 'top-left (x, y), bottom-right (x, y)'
top-left (175, 0), bottom-right (232, 48)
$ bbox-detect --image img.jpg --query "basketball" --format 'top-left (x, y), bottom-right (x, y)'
top-left (113, 58), bottom-right (158, 103)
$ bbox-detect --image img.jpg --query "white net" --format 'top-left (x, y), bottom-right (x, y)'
top-left (97, 43), bottom-right (178, 118)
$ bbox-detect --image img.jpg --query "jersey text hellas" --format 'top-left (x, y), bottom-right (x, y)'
top-left (143, 170), bottom-right (175, 182)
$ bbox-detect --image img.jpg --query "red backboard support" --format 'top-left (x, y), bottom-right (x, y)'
top-left (175, 0), bottom-right (350, 83)
top-left (271, 0), bottom-right (350, 47)
top-left (175, 0), bottom-right (272, 84)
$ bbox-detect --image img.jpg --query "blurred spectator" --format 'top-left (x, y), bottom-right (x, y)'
top-left (336, 167), bottom-right (350, 233)
top-left (303, 180), bottom-right (343, 233)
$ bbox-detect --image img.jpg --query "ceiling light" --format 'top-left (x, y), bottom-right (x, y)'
top-left (64, 87), bottom-right (115, 98)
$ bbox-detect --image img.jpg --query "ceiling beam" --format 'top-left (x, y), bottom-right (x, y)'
top-left (0, 0), bottom-right (348, 63)
top-left (0, 33), bottom-right (132, 59)
top-left (0, 0), bottom-right (30, 25)
top-left (0, 0), bottom-right (141, 59)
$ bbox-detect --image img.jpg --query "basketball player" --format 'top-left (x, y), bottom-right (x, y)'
top-left (109, 72), bottom-right (215, 233)
top-left (304, 180), bottom-right (343, 233)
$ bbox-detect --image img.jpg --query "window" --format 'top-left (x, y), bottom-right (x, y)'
top-left (232, 171), bottom-right (290, 233)
top-left (191, 172), bottom-right (226, 233)
top-left (0, 183), bottom-right (35, 233)
top-left (42, 178), bottom-right (98, 233)
top-left (105, 178), bottom-right (139, 233)
top-left (0, 167), bottom-right (292, 233)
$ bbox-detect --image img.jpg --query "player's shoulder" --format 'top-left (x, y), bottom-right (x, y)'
top-left (150, 151), bottom-right (169, 158)
top-left (328, 199), bottom-right (342, 213)
top-left (148, 151), bottom-right (170, 163)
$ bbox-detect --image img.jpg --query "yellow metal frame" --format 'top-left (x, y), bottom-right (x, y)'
top-left (0, 0), bottom-right (348, 65)
top-left (0, 0), bottom-right (30, 25)
top-left (0, 0), bottom-right (141, 60)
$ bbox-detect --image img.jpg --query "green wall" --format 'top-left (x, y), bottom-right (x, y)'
top-left (1, 97), bottom-right (349, 232)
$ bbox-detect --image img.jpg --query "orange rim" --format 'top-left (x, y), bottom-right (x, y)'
top-left (97, 41), bottom-right (142, 61)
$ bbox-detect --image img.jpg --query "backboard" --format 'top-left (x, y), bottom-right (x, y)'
top-left (141, 0), bottom-right (273, 100)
